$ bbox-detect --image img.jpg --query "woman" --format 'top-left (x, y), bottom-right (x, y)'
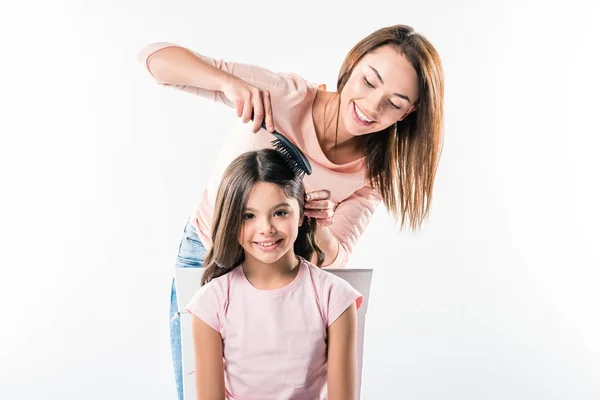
top-left (138, 24), bottom-right (444, 400)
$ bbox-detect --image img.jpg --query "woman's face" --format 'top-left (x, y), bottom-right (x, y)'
top-left (339, 45), bottom-right (420, 137)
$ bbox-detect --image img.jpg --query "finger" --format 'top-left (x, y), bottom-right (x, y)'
top-left (304, 209), bottom-right (334, 219)
top-left (305, 211), bottom-right (334, 226)
top-left (252, 90), bottom-right (264, 133)
top-left (241, 93), bottom-right (253, 123)
top-left (304, 200), bottom-right (335, 210)
top-left (234, 98), bottom-right (244, 118)
top-left (305, 190), bottom-right (331, 201)
top-left (263, 91), bottom-right (274, 132)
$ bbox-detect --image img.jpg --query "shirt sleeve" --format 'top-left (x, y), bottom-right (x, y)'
top-left (322, 186), bottom-right (382, 269)
top-left (137, 42), bottom-right (309, 111)
top-left (185, 280), bottom-right (224, 333)
top-left (321, 272), bottom-right (363, 327)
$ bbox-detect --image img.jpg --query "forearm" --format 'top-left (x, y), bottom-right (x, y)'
top-left (315, 225), bottom-right (340, 266)
top-left (145, 45), bottom-right (237, 91)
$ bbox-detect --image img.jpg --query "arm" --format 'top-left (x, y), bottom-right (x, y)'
top-left (313, 225), bottom-right (340, 266)
top-left (138, 42), bottom-right (307, 132)
top-left (191, 315), bottom-right (225, 400)
top-left (327, 304), bottom-right (358, 400)
top-left (142, 44), bottom-right (238, 96)
top-left (308, 186), bottom-right (382, 268)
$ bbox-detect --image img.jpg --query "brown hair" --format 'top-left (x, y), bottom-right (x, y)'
top-left (201, 149), bottom-right (324, 286)
top-left (336, 24), bottom-right (445, 230)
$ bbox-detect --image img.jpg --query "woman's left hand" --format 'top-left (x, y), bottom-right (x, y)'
top-left (304, 190), bottom-right (337, 227)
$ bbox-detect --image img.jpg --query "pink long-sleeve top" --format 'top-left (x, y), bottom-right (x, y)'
top-left (139, 43), bottom-right (382, 268)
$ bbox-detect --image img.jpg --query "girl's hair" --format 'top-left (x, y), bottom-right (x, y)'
top-left (201, 149), bottom-right (324, 286)
top-left (333, 24), bottom-right (445, 230)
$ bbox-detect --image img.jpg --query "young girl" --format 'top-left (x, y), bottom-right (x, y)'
top-left (186, 149), bottom-right (363, 400)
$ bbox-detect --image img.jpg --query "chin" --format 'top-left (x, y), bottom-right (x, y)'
top-left (244, 241), bottom-right (293, 265)
top-left (255, 253), bottom-right (284, 265)
top-left (340, 113), bottom-right (361, 137)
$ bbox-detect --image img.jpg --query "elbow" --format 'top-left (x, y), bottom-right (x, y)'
top-left (139, 43), bottom-right (181, 84)
top-left (321, 241), bottom-right (349, 269)
top-left (145, 48), bottom-right (173, 84)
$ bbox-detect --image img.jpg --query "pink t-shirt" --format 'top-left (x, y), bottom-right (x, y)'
top-left (186, 258), bottom-right (362, 400)
top-left (139, 43), bottom-right (383, 268)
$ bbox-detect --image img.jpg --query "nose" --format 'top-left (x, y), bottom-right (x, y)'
top-left (365, 92), bottom-right (383, 114)
top-left (257, 215), bottom-right (275, 234)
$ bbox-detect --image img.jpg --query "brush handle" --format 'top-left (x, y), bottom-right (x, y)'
top-left (250, 112), bottom-right (276, 133)
top-left (250, 111), bottom-right (312, 175)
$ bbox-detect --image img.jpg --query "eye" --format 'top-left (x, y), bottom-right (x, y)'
top-left (274, 210), bottom-right (289, 217)
top-left (388, 100), bottom-right (401, 110)
top-left (243, 213), bottom-right (255, 220)
top-left (363, 77), bottom-right (375, 88)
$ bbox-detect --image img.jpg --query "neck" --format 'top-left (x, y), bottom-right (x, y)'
top-left (312, 90), bottom-right (364, 162)
top-left (242, 250), bottom-right (300, 290)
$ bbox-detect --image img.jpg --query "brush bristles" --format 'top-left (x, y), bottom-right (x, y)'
top-left (272, 139), bottom-right (306, 178)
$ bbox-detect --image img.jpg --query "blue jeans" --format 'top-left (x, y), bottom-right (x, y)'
top-left (170, 219), bottom-right (207, 400)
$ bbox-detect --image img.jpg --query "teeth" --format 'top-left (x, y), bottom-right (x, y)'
top-left (256, 241), bottom-right (277, 247)
top-left (354, 104), bottom-right (373, 123)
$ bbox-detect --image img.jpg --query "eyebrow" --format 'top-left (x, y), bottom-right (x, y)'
top-left (245, 203), bottom-right (292, 212)
top-left (368, 65), bottom-right (411, 103)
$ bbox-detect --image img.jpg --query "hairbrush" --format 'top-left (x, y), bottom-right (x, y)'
top-left (269, 127), bottom-right (312, 177)
top-left (251, 116), bottom-right (312, 177)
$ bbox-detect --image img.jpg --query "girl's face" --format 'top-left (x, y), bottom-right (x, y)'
top-left (238, 182), bottom-right (303, 266)
top-left (339, 45), bottom-right (420, 137)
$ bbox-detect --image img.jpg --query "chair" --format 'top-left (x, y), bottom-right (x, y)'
top-left (174, 267), bottom-right (373, 399)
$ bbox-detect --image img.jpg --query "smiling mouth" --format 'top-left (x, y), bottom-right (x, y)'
top-left (353, 102), bottom-right (376, 124)
top-left (253, 239), bottom-right (284, 250)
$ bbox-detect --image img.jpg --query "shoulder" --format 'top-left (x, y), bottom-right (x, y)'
top-left (267, 72), bottom-right (319, 111)
top-left (301, 259), bottom-right (358, 298)
top-left (187, 268), bottom-right (242, 320)
top-left (196, 267), bottom-right (241, 302)
top-left (303, 261), bottom-right (363, 324)
top-left (301, 258), bottom-right (329, 283)
top-left (206, 267), bottom-right (240, 291)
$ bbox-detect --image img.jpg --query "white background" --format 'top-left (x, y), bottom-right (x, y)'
top-left (1, 1), bottom-right (599, 399)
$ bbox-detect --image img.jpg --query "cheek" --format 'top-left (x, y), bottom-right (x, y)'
top-left (238, 224), bottom-right (250, 243)
top-left (342, 77), bottom-right (366, 101)
top-left (280, 219), bottom-right (300, 239)
top-left (380, 112), bottom-right (401, 127)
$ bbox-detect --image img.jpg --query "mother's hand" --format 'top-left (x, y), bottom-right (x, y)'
top-left (220, 77), bottom-right (274, 133)
top-left (304, 190), bottom-right (336, 227)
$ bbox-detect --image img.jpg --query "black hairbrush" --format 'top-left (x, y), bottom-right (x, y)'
top-left (270, 129), bottom-right (312, 177)
top-left (254, 118), bottom-right (313, 177)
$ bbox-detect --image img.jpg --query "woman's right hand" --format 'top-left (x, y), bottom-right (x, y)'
top-left (220, 78), bottom-right (274, 133)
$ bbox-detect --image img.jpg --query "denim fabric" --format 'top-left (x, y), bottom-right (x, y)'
top-left (170, 219), bottom-right (206, 400)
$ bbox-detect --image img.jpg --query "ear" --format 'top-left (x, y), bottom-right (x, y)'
top-left (298, 214), bottom-right (305, 227)
top-left (398, 105), bottom-right (416, 122)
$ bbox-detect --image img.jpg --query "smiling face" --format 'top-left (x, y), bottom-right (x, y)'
top-left (238, 182), bottom-right (303, 266)
top-left (339, 45), bottom-right (420, 137)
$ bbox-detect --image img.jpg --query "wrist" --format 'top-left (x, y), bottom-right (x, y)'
top-left (316, 225), bottom-right (340, 260)
top-left (217, 73), bottom-right (241, 92)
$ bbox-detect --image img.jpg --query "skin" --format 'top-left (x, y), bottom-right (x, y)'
top-left (238, 182), bottom-right (303, 290)
top-left (311, 45), bottom-right (420, 165)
